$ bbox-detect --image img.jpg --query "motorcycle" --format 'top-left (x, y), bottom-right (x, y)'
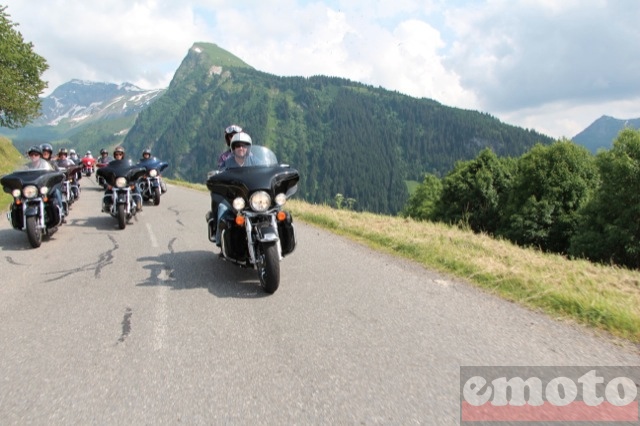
top-left (206, 145), bottom-right (299, 294)
top-left (95, 162), bottom-right (108, 188)
top-left (96, 159), bottom-right (146, 229)
top-left (58, 164), bottom-right (83, 212)
top-left (81, 156), bottom-right (96, 177)
top-left (1, 162), bottom-right (65, 248)
top-left (137, 157), bottom-right (169, 206)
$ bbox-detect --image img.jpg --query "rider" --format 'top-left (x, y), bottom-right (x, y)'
top-left (26, 146), bottom-right (50, 170)
top-left (97, 148), bottom-right (113, 165)
top-left (222, 132), bottom-right (255, 169)
top-left (217, 124), bottom-right (242, 169)
top-left (55, 148), bottom-right (75, 168)
top-left (140, 148), bottom-right (152, 161)
top-left (69, 149), bottom-right (80, 164)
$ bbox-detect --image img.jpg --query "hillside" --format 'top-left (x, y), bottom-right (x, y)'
top-left (573, 115), bottom-right (640, 153)
top-left (124, 42), bottom-right (554, 214)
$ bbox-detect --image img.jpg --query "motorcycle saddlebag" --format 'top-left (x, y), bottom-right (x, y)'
top-left (220, 221), bottom-right (249, 261)
top-left (9, 203), bottom-right (23, 229)
top-left (277, 212), bottom-right (296, 256)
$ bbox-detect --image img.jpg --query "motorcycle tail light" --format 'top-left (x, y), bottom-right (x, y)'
top-left (235, 215), bottom-right (245, 226)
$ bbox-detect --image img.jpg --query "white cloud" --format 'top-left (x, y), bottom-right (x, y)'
top-left (3, 0), bottom-right (640, 139)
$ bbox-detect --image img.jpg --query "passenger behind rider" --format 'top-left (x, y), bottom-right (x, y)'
top-left (217, 124), bottom-right (242, 169)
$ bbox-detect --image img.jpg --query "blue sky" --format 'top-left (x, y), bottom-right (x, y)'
top-left (4, 0), bottom-right (640, 139)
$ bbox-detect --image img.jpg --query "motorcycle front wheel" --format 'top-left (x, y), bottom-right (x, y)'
top-left (258, 242), bottom-right (280, 294)
top-left (26, 216), bottom-right (42, 248)
top-left (153, 187), bottom-right (161, 206)
top-left (117, 204), bottom-right (127, 229)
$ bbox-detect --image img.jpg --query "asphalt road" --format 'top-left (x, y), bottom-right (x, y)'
top-left (0, 175), bottom-right (639, 425)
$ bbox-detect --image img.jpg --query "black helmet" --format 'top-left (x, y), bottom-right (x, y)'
top-left (28, 146), bottom-right (42, 156)
top-left (224, 124), bottom-right (243, 146)
top-left (58, 148), bottom-right (69, 156)
top-left (40, 143), bottom-right (53, 154)
top-left (142, 148), bottom-right (151, 157)
top-left (100, 148), bottom-right (108, 155)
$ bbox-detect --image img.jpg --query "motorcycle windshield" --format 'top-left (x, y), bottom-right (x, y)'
top-left (96, 159), bottom-right (147, 185)
top-left (207, 146), bottom-right (299, 200)
top-left (1, 162), bottom-right (64, 192)
top-left (138, 157), bottom-right (169, 173)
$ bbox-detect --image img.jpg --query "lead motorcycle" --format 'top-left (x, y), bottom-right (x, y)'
top-left (1, 162), bottom-right (65, 248)
top-left (206, 145), bottom-right (299, 294)
top-left (137, 157), bottom-right (169, 206)
top-left (96, 159), bottom-right (146, 229)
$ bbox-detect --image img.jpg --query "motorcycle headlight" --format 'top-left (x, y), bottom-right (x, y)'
top-left (250, 191), bottom-right (271, 212)
top-left (232, 197), bottom-right (246, 211)
top-left (115, 177), bottom-right (127, 188)
top-left (23, 185), bottom-right (38, 199)
top-left (275, 193), bottom-right (287, 206)
top-left (149, 169), bottom-right (158, 177)
top-left (11, 189), bottom-right (21, 198)
top-left (40, 186), bottom-right (49, 195)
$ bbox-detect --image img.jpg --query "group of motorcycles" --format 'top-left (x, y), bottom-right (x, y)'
top-left (2, 144), bottom-right (299, 294)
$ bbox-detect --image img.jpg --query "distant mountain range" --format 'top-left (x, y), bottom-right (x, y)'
top-left (572, 115), bottom-right (640, 153)
top-left (0, 80), bottom-right (165, 155)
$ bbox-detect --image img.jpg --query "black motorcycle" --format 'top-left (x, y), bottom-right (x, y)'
top-left (206, 146), bottom-right (299, 294)
top-left (137, 157), bottom-right (169, 206)
top-left (96, 159), bottom-right (146, 229)
top-left (58, 164), bottom-right (83, 212)
top-left (1, 162), bottom-right (65, 248)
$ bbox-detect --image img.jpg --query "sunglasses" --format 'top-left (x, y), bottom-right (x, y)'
top-left (234, 144), bottom-right (249, 149)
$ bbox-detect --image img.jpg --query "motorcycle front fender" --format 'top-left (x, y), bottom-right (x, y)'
top-left (255, 224), bottom-right (279, 243)
top-left (24, 206), bottom-right (40, 217)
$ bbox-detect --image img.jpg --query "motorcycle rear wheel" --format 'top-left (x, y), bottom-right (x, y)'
top-left (258, 242), bottom-right (280, 294)
top-left (26, 216), bottom-right (42, 248)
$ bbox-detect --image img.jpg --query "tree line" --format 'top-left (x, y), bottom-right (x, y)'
top-left (403, 128), bottom-right (640, 269)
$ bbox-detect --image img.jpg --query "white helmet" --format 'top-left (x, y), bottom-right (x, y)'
top-left (230, 132), bottom-right (252, 149)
